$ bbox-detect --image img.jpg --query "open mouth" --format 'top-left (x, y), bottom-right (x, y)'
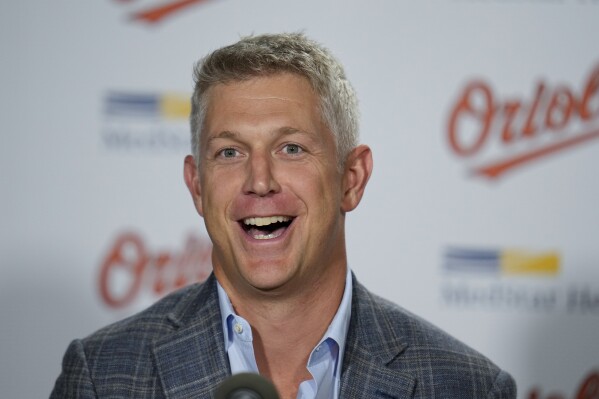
top-left (240, 216), bottom-right (294, 240)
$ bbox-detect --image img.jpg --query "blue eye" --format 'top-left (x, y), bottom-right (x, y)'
top-left (219, 148), bottom-right (239, 158)
top-left (283, 144), bottom-right (302, 155)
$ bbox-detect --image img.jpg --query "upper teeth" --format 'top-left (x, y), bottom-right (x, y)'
top-left (243, 216), bottom-right (290, 226)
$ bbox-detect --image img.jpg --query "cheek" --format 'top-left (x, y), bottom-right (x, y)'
top-left (200, 172), bottom-right (236, 219)
top-left (201, 184), bottom-right (236, 248)
top-left (289, 168), bottom-right (342, 212)
top-left (205, 187), bottom-right (230, 211)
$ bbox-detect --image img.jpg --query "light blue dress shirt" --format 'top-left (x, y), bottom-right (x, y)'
top-left (217, 269), bottom-right (353, 399)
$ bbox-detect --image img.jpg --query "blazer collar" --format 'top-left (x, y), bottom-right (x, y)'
top-left (152, 274), bottom-right (230, 399)
top-left (339, 274), bottom-right (416, 398)
top-left (150, 273), bottom-right (416, 399)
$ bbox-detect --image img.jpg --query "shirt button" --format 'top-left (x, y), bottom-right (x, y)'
top-left (234, 323), bottom-right (243, 334)
top-left (315, 345), bottom-right (321, 352)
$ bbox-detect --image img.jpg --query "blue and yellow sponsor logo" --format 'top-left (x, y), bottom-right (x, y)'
top-left (104, 91), bottom-right (190, 120)
top-left (444, 247), bottom-right (560, 276)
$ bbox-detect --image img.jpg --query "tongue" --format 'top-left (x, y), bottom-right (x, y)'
top-left (247, 225), bottom-right (287, 238)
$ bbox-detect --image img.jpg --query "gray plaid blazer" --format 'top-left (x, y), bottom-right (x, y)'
top-left (51, 273), bottom-right (516, 398)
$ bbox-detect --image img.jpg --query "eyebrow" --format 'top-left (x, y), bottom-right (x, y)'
top-left (206, 127), bottom-right (313, 145)
top-left (279, 126), bottom-right (309, 136)
top-left (278, 127), bottom-right (320, 145)
top-left (205, 130), bottom-right (238, 146)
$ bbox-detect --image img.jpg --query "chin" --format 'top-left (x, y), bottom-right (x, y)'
top-left (242, 263), bottom-right (297, 292)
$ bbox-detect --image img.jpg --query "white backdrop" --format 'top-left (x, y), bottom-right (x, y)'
top-left (1, 1), bottom-right (598, 398)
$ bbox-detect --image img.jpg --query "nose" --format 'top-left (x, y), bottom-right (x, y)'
top-left (242, 152), bottom-right (281, 196)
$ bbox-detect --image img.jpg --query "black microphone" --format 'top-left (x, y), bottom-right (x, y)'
top-left (215, 373), bottom-right (280, 399)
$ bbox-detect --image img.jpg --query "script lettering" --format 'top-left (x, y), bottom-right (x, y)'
top-left (448, 81), bottom-right (495, 156)
top-left (447, 63), bottom-right (599, 179)
top-left (98, 232), bottom-right (213, 308)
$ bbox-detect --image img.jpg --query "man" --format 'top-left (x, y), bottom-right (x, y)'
top-left (51, 33), bottom-right (516, 398)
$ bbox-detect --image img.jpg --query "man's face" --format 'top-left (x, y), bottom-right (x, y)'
top-left (184, 73), bottom-right (369, 296)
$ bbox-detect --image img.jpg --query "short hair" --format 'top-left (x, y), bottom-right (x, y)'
top-left (190, 32), bottom-right (359, 170)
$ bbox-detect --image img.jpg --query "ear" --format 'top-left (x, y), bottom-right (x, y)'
top-left (341, 144), bottom-right (373, 212)
top-left (183, 155), bottom-right (204, 217)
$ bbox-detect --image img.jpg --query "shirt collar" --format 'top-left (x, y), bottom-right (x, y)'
top-left (217, 281), bottom-right (242, 351)
top-left (319, 268), bottom-right (352, 375)
top-left (216, 268), bottom-right (353, 362)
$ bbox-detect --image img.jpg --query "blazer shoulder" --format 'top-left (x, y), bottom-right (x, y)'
top-left (52, 276), bottom-right (224, 398)
top-left (352, 281), bottom-right (517, 398)
top-left (369, 290), bottom-right (477, 354)
top-left (79, 277), bottom-right (217, 364)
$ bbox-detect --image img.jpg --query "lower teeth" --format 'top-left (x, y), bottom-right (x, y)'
top-left (254, 233), bottom-right (275, 240)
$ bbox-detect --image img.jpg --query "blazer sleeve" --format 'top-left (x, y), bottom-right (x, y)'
top-left (487, 369), bottom-right (517, 399)
top-left (50, 339), bottom-right (98, 399)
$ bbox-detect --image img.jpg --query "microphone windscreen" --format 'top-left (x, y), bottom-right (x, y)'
top-left (215, 373), bottom-right (280, 399)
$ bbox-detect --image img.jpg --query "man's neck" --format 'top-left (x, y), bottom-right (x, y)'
top-left (218, 265), bottom-right (347, 398)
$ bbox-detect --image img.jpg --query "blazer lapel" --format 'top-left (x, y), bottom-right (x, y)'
top-left (339, 276), bottom-right (416, 399)
top-left (150, 273), bottom-right (416, 398)
top-left (152, 274), bottom-right (231, 399)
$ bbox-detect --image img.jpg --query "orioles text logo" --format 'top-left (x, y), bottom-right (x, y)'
top-left (99, 231), bottom-right (212, 308)
top-left (447, 62), bottom-right (599, 180)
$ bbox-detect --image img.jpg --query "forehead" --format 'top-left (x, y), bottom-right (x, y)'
top-left (202, 73), bottom-right (323, 133)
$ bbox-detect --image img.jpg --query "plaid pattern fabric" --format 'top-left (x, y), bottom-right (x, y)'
top-left (340, 280), bottom-right (516, 398)
top-left (51, 273), bottom-right (516, 398)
